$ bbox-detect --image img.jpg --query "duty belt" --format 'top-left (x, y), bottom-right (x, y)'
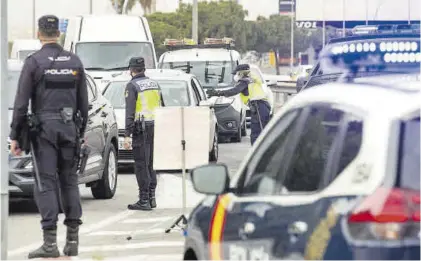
top-left (36, 112), bottom-right (64, 121)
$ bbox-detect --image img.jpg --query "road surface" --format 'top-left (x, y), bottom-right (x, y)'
top-left (8, 134), bottom-right (251, 260)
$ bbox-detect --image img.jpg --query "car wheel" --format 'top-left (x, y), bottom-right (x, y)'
top-left (91, 145), bottom-right (118, 199)
top-left (232, 125), bottom-right (242, 143)
top-left (241, 121), bottom-right (247, 136)
top-left (209, 128), bottom-right (218, 162)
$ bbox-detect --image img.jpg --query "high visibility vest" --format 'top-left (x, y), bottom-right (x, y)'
top-left (239, 75), bottom-right (267, 105)
top-left (133, 78), bottom-right (161, 122)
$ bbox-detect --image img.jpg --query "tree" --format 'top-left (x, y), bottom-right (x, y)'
top-left (110, 0), bottom-right (137, 14)
top-left (139, 0), bottom-right (153, 15)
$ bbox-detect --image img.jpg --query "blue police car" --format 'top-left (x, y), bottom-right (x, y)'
top-left (183, 32), bottom-right (420, 260)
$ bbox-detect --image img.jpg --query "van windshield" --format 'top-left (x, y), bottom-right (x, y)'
top-left (75, 42), bottom-right (155, 70)
top-left (160, 61), bottom-right (233, 88)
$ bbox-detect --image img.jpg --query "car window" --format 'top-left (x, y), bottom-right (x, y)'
top-left (193, 78), bottom-right (207, 100)
top-left (239, 109), bottom-right (303, 196)
top-left (280, 106), bottom-right (344, 192)
top-left (190, 79), bottom-right (201, 105)
top-left (334, 115), bottom-right (363, 179)
top-left (397, 117), bottom-right (420, 191)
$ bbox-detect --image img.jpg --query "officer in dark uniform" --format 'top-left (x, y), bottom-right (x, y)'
top-left (124, 57), bottom-right (165, 211)
top-left (9, 15), bottom-right (89, 259)
top-left (207, 64), bottom-right (271, 145)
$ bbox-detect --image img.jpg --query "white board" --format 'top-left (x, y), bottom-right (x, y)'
top-left (153, 106), bottom-right (211, 170)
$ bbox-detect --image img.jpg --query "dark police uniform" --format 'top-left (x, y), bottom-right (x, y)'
top-left (9, 15), bottom-right (89, 259)
top-left (125, 57), bottom-right (165, 211)
top-left (207, 64), bottom-right (271, 145)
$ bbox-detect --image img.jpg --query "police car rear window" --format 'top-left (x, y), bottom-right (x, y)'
top-left (397, 117), bottom-right (420, 191)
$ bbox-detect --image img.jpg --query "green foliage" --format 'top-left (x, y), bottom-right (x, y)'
top-left (146, 1), bottom-right (322, 57)
top-left (110, 0), bottom-right (151, 14)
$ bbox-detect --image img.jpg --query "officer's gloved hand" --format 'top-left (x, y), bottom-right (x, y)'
top-left (206, 88), bottom-right (221, 97)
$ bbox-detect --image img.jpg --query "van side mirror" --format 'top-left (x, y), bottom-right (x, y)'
top-left (199, 100), bottom-right (214, 108)
top-left (190, 164), bottom-right (230, 195)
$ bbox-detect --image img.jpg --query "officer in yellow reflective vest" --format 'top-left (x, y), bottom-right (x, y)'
top-left (207, 64), bottom-right (271, 145)
top-left (124, 57), bottom-right (165, 210)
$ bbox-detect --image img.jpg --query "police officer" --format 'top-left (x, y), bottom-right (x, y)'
top-left (9, 15), bottom-right (89, 258)
top-left (207, 64), bottom-right (271, 145)
top-left (124, 57), bottom-right (165, 211)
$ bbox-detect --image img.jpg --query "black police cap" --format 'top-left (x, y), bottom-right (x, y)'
top-left (129, 57), bottom-right (146, 69)
top-left (38, 15), bottom-right (59, 32)
top-left (232, 64), bottom-right (250, 74)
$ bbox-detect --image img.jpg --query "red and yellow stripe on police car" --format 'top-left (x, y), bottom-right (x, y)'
top-left (208, 193), bottom-right (233, 260)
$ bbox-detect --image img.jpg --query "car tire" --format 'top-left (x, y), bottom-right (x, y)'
top-left (91, 145), bottom-right (118, 199)
top-left (241, 122), bottom-right (247, 136)
top-left (209, 127), bottom-right (218, 162)
top-left (232, 125), bottom-right (242, 143)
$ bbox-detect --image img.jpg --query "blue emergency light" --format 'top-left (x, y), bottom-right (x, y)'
top-left (319, 35), bottom-right (420, 76)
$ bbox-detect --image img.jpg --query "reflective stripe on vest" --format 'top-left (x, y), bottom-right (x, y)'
top-left (239, 75), bottom-right (267, 105)
top-left (134, 79), bottom-right (161, 121)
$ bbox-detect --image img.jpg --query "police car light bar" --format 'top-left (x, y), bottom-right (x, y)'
top-left (203, 37), bottom-right (235, 47)
top-left (163, 38), bottom-right (197, 46)
top-left (319, 37), bottom-right (420, 75)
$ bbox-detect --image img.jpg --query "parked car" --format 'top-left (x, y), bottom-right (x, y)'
top-left (8, 59), bottom-right (119, 200)
top-left (101, 69), bottom-right (219, 165)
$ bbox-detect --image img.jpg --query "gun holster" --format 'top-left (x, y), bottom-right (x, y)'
top-left (18, 114), bottom-right (41, 154)
top-left (60, 107), bottom-right (74, 124)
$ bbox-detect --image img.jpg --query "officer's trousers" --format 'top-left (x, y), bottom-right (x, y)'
top-left (33, 120), bottom-right (82, 230)
top-left (132, 124), bottom-right (157, 197)
top-left (250, 100), bottom-right (271, 145)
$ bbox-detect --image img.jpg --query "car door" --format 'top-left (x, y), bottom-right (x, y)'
top-left (82, 78), bottom-right (105, 176)
top-left (193, 77), bottom-right (216, 149)
top-left (224, 104), bottom-right (364, 260)
top-left (210, 108), bottom-right (305, 260)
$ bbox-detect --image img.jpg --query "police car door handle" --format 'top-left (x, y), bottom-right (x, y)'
top-left (240, 222), bottom-right (255, 235)
top-left (287, 221), bottom-right (308, 235)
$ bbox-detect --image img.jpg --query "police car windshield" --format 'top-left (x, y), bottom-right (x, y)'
top-left (7, 70), bottom-right (20, 108)
top-left (103, 80), bottom-right (190, 108)
top-left (76, 42), bottom-right (155, 70)
top-left (160, 61), bottom-right (233, 88)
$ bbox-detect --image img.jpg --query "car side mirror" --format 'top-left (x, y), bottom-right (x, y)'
top-left (199, 100), bottom-right (214, 109)
top-left (265, 79), bottom-right (277, 87)
top-left (190, 163), bottom-right (230, 195)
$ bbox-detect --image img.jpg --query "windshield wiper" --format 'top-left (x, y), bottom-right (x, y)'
top-left (85, 67), bottom-right (106, 71)
top-left (170, 62), bottom-right (192, 73)
top-left (106, 67), bottom-right (128, 71)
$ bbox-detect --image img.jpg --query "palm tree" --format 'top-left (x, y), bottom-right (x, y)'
top-left (139, 0), bottom-right (154, 15)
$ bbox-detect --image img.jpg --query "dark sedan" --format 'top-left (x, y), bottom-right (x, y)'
top-left (8, 59), bottom-right (120, 200)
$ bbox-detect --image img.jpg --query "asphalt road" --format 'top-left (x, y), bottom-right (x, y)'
top-left (7, 133), bottom-right (251, 260)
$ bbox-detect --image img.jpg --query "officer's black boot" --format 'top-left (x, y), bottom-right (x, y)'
top-left (127, 191), bottom-right (152, 211)
top-left (28, 228), bottom-right (60, 259)
top-left (149, 188), bottom-right (157, 208)
top-left (63, 226), bottom-right (79, 256)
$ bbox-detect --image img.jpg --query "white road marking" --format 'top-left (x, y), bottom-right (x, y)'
top-left (121, 216), bottom-right (172, 224)
top-left (78, 241), bottom-right (184, 253)
top-left (75, 254), bottom-right (182, 260)
top-left (8, 210), bottom-right (135, 257)
top-left (87, 228), bottom-right (164, 236)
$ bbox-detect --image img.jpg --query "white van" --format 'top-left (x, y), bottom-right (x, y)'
top-left (63, 15), bottom-right (157, 89)
top-left (10, 39), bottom-right (42, 61)
top-left (158, 38), bottom-right (248, 143)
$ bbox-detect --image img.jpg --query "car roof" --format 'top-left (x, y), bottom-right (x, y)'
top-left (111, 69), bottom-right (194, 82)
top-left (160, 48), bottom-right (239, 62)
top-left (280, 76), bottom-right (420, 120)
